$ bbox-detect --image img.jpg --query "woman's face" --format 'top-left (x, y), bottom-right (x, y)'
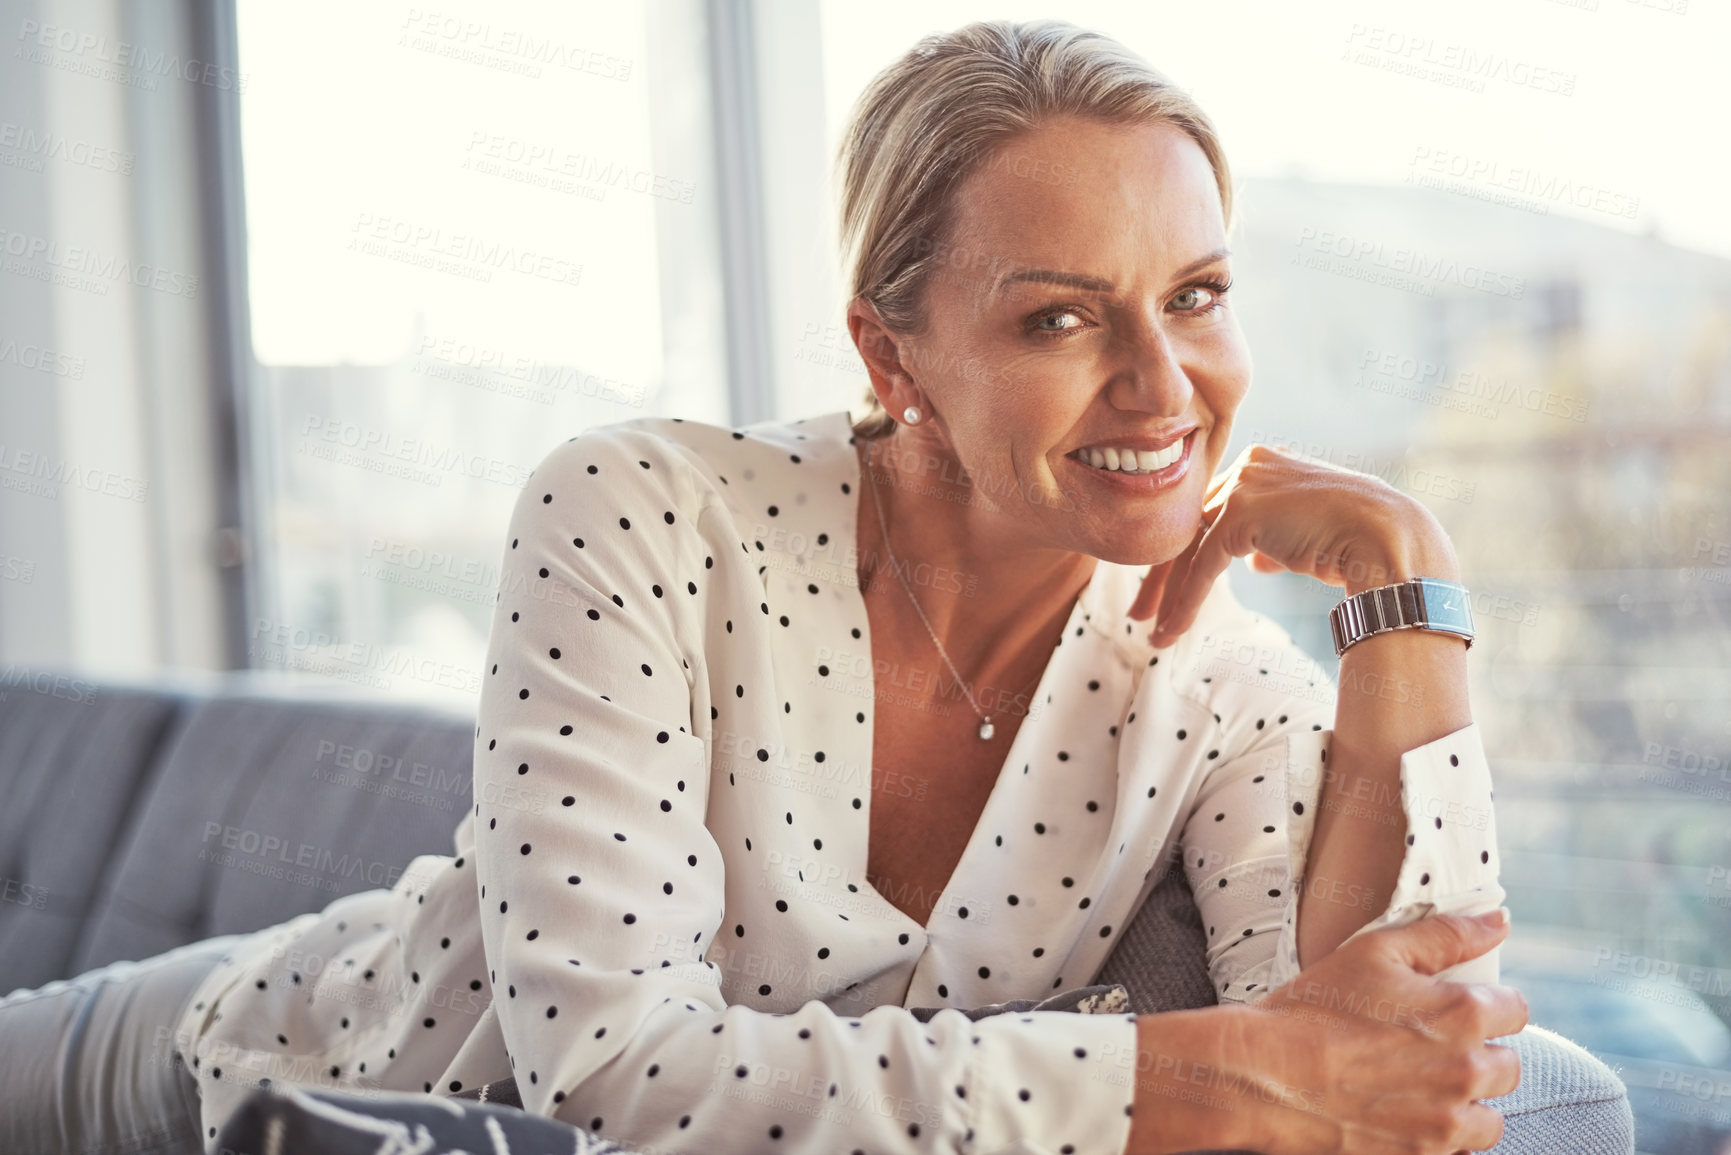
top-left (872, 115), bottom-right (1251, 567)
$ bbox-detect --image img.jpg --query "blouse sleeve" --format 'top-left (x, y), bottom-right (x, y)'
top-left (1176, 627), bottom-right (1505, 1006)
top-left (474, 427), bottom-right (1139, 1155)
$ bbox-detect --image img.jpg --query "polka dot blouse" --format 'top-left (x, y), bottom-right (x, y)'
top-left (173, 410), bottom-right (1504, 1154)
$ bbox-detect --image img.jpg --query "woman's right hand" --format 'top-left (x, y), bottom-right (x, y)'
top-left (1128, 908), bottom-right (1528, 1154)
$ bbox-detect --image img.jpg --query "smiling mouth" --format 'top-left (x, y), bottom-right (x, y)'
top-left (1066, 430), bottom-right (1194, 476)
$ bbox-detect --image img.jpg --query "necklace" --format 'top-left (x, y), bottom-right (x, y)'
top-left (864, 441), bottom-right (1046, 741)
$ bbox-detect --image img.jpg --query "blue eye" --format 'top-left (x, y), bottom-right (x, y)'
top-left (1173, 277), bottom-right (1232, 313)
top-left (1035, 311), bottom-right (1083, 332)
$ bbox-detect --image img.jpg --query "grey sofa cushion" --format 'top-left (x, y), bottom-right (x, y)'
top-left (71, 693), bottom-right (475, 974)
top-left (1491, 1025), bottom-right (1636, 1153)
top-left (0, 680), bottom-right (186, 994)
top-left (1095, 850), bottom-right (1219, 1015)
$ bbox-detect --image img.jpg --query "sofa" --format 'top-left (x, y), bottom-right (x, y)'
top-left (0, 668), bottom-right (1635, 1152)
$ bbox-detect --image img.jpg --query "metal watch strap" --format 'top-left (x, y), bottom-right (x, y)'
top-left (1329, 577), bottom-right (1475, 657)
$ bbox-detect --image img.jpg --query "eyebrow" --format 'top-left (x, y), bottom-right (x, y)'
top-left (990, 247), bottom-right (1232, 297)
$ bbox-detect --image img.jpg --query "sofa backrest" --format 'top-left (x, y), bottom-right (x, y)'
top-left (70, 691), bottom-right (475, 976)
top-left (0, 679), bottom-right (187, 993)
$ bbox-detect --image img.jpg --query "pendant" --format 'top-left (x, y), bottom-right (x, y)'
top-left (978, 718), bottom-right (994, 741)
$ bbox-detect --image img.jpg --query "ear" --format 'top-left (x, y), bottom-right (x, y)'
top-left (846, 297), bottom-right (921, 418)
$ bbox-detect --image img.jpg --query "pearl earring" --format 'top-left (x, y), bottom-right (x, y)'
top-left (902, 406), bottom-right (922, 425)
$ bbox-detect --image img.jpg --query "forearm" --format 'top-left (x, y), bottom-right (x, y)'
top-left (1125, 1005), bottom-right (1274, 1154)
top-left (1295, 514), bottom-right (1473, 968)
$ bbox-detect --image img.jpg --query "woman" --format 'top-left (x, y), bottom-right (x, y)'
top-left (2, 18), bottom-right (1630, 1155)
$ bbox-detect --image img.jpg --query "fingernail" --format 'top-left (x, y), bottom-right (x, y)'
top-left (1480, 907), bottom-right (1511, 927)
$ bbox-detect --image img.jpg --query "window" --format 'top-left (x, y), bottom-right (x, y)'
top-left (235, 0), bottom-right (726, 706)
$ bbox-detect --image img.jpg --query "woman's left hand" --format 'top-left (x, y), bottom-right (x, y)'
top-left (1127, 442), bottom-right (1461, 645)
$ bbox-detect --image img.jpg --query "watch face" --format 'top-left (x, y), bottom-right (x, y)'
top-left (1418, 579), bottom-right (1475, 634)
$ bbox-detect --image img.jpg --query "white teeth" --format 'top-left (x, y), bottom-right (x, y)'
top-left (1074, 435), bottom-right (1186, 474)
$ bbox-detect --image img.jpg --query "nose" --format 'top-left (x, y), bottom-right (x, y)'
top-left (1103, 315), bottom-right (1194, 417)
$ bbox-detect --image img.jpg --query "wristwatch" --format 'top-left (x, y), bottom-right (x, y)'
top-left (1329, 577), bottom-right (1475, 657)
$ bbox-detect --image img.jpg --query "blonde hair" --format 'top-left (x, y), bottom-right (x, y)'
top-left (834, 19), bottom-right (1235, 439)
